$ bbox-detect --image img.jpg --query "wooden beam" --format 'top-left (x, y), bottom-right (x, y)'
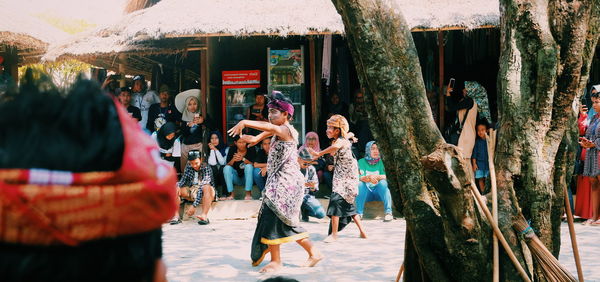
top-left (438, 31), bottom-right (445, 130)
top-left (165, 31), bottom-right (343, 38)
top-left (308, 36), bottom-right (318, 132)
top-left (200, 43), bottom-right (208, 118)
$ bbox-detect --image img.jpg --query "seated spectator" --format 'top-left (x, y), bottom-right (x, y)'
top-left (171, 150), bottom-right (215, 225)
top-left (0, 72), bottom-right (176, 281)
top-left (118, 87), bottom-right (141, 121)
top-left (152, 122), bottom-right (180, 167)
top-left (223, 135), bottom-right (255, 200)
top-left (299, 132), bottom-right (327, 182)
top-left (146, 85), bottom-right (180, 133)
top-left (298, 148), bottom-right (325, 222)
top-left (356, 141), bottom-right (393, 222)
top-left (207, 131), bottom-right (228, 198)
top-left (252, 138), bottom-right (271, 192)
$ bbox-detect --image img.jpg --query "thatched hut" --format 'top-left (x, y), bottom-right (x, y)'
top-left (43, 0), bottom-right (500, 136)
top-left (0, 2), bottom-right (68, 80)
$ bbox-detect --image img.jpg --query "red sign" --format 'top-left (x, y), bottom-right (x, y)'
top-left (222, 70), bottom-right (260, 85)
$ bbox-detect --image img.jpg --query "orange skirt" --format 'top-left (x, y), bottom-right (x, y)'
top-left (575, 175), bottom-right (593, 219)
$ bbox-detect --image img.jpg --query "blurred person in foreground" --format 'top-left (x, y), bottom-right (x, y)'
top-left (0, 70), bottom-right (177, 282)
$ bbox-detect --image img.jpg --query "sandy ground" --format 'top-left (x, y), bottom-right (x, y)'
top-left (162, 218), bottom-right (599, 282)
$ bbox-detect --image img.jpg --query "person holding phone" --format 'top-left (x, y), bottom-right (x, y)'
top-left (179, 95), bottom-right (211, 169)
top-left (579, 91), bottom-right (600, 225)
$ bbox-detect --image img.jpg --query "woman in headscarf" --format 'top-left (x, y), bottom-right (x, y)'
top-left (308, 114), bottom-right (367, 243)
top-left (356, 141), bottom-right (393, 222)
top-left (207, 131), bottom-right (228, 198)
top-left (179, 96), bottom-right (210, 170)
top-left (228, 91), bottom-right (323, 273)
top-left (299, 131), bottom-right (328, 183)
top-left (152, 122), bottom-right (180, 167)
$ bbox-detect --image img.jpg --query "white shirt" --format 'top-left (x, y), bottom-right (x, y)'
top-left (208, 147), bottom-right (228, 166)
top-left (131, 90), bottom-right (160, 129)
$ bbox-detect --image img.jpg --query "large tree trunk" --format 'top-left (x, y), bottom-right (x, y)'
top-left (497, 0), bottom-right (600, 278)
top-left (331, 0), bottom-right (600, 281)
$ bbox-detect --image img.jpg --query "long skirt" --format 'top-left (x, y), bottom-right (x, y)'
top-left (251, 203), bottom-right (309, 266)
top-left (575, 175), bottom-right (593, 219)
top-left (327, 192), bottom-right (357, 235)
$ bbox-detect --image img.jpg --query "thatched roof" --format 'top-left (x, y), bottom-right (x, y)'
top-left (44, 0), bottom-right (499, 61)
top-left (0, 2), bottom-right (69, 52)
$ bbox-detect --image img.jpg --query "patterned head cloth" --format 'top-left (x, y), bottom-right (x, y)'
top-left (267, 91), bottom-right (294, 116)
top-left (327, 114), bottom-right (350, 138)
top-left (465, 81), bottom-right (491, 124)
top-left (0, 98), bottom-right (177, 246)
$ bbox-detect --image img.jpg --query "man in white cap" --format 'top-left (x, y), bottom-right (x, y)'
top-left (131, 75), bottom-right (160, 131)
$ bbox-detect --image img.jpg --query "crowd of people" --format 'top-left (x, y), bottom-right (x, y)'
top-left (106, 74), bottom-right (397, 228)
top-left (114, 80), bottom-right (395, 271)
top-left (574, 84), bottom-right (600, 226)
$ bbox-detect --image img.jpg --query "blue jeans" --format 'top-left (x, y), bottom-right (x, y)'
top-left (253, 167), bottom-right (267, 191)
top-left (223, 164), bottom-right (254, 192)
top-left (355, 180), bottom-right (392, 215)
top-left (301, 194), bottom-right (325, 219)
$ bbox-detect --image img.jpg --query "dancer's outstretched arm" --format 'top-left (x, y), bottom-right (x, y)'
top-left (229, 120), bottom-right (290, 140)
top-left (240, 131), bottom-right (273, 147)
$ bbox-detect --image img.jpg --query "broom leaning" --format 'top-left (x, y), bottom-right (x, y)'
top-left (513, 215), bottom-right (577, 282)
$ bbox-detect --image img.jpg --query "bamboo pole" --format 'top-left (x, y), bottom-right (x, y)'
top-left (487, 131), bottom-right (499, 282)
top-left (563, 186), bottom-right (584, 281)
top-left (437, 31), bottom-right (445, 129)
top-left (395, 263), bottom-right (404, 282)
top-left (470, 184), bottom-right (532, 282)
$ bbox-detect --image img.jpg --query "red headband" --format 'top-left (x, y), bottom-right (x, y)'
top-left (0, 98), bottom-right (177, 246)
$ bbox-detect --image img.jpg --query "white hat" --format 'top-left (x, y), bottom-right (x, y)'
top-left (174, 89), bottom-right (201, 113)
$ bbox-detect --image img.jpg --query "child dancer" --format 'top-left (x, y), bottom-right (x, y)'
top-left (308, 114), bottom-right (367, 243)
top-left (228, 91), bottom-right (323, 273)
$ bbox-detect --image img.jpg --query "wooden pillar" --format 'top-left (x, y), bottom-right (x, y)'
top-left (438, 31), bottom-right (445, 130)
top-left (6, 47), bottom-right (19, 82)
top-left (309, 37), bottom-right (318, 132)
top-left (200, 41), bottom-right (209, 118)
top-left (118, 53), bottom-right (127, 87)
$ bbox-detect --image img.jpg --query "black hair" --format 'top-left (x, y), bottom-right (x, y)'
top-left (592, 91), bottom-right (600, 99)
top-left (260, 276), bottom-right (300, 282)
top-left (475, 118), bottom-right (490, 129)
top-left (0, 69), bottom-right (124, 172)
top-left (0, 69), bottom-right (161, 281)
top-left (188, 150), bottom-right (202, 161)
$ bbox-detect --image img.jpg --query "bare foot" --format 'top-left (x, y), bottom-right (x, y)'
top-left (359, 232), bottom-right (368, 239)
top-left (323, 235), bottom-right (338, 243)
top-left (226, 196), bottom-right (234, 200)
top-left (244, 195), bottom-right (253, 200)
top-left (195, 215), bottom-right (207, 221)
top-left (303, 252), bottom-right (324, 267)
top-left (259, 261), bottom-right (283, 273)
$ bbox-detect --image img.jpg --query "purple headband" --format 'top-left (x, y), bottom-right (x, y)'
top-left (267, 99), bottom-right (294, 116)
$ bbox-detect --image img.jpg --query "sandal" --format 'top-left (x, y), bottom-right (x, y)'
top-left (591, 219), bottom-right (600, 226)
top-left (226, 196), bottom-right (234, 201)
top-left (198, 218), bottom-right (210, 225)
top-left (582, 219), bottom-right (594, 226)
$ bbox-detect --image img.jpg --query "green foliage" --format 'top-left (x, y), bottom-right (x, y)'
top-left (19, 59), bottom-right (90, 91)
